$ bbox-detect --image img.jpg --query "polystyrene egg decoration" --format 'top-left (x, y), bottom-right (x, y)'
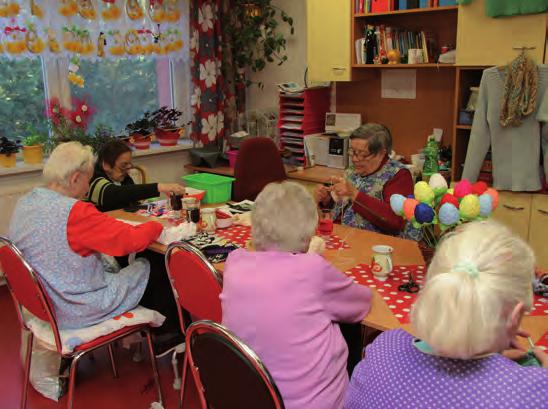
top-left (439, 203), bottom-right (460, 226)
top-left (459, 194), bottom-right (480, 220)
top-left (454, 180), bottom-right (473, 199)
top-left (440, 193), bottom-right (460, 208)
top-left (428, 173), bottom-right (448, 196)
top-left (485, 188), bottom-right (499, 210)
top-left (472, 181), bottom-right (488, 196)
top-left (414, 203), bottom-right (435, 224)
top-left (414, 181), bottom-right (435, 204)
top-left (403, 198), bottom-right (419, 221)
top-left (479, 194), bottom-right (493, 217)
top-left (390, 194), bottom-right (406, 216)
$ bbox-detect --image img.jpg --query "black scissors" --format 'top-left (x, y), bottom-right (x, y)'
top-left (398, 271), bottom-right (420, 293)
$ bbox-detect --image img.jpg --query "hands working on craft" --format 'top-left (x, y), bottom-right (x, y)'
top-left (315, 177), bottom-right (358, 208)
top-left (157, 183), bottom-right (185, 196)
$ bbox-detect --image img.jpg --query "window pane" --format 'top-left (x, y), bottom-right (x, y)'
top-left (73, 58), bottom-right (165, 135)
top-left (0, 59), bottom-right (47, 141)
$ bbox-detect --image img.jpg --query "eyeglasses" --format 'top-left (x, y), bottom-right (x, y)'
top-left (348, 148), bottom-right (375, 161)
top-left (115, 161), bottom-right (133, 171)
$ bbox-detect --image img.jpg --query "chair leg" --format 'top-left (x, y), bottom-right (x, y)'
top-left (66, 352), bottom-right (84, 409)
top-left (178, 353), bottom-right (188, 409)
top-left (107, 344), bottom-right (119, 378)
top-left (21, 331), bottom-right (33, 409)
top-left (145, 329), bottom-right (164, 406)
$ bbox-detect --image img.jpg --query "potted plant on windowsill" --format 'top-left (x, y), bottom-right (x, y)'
top-left (125, 112), bottom-right (154, 150)
top-left (22, 127), bottom-right (48, 165)
top-left (151, 106), bottom-right (183, 146)
top-left (0, 136), bottom-right (21, 168)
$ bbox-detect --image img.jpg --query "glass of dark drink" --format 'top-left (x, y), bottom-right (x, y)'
top-left (183, 197), bottom-right (200, 223)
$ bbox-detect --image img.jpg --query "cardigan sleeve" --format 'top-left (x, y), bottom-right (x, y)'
top-left (537, 82), bottom-right (548, 185)
top-left (67, 201), bottom-right (163, 257)
top-left (462, 71), bottom-right (492, 183)
top-left (320, 259), bottom-right (372, 323)
top-left (88, 176), bottom-right (159, 212)
top-left (351, 168), bottom-right (412, 233)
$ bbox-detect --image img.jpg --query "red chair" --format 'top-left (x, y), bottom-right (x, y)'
top-left (164, 241), bottom-right (223, 409)
top-left (0, 236), bottom-right (164, 409)
top-left (233, 137), bottom-right (287, 201)
top-left (186, 320), bottom-right (285, 409)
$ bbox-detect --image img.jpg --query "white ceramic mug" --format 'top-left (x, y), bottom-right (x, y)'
top-left (371, 245), bottom-right (394, 281)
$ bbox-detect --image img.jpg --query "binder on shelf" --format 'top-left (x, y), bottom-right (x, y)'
top-left (371, 0), bottom-right (390, 13)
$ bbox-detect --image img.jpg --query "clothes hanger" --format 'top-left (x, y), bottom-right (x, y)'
top-left (498, 46), bottom-right (536, 70)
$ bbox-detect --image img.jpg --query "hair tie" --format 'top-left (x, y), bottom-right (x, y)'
top-left (452, 261), bottom-right (480, 279)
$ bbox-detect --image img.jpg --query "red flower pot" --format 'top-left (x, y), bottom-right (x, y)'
top-left (155, 128), bottom-right (180, 146)
top-left (131, 134), bottom-right (152, 150)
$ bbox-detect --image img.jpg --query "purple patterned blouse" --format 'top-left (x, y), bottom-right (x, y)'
top-left (344, 329), bottom-right (547, 409)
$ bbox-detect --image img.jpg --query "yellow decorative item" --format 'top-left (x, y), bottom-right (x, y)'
top-left (138, 29), bottom-right (153, 55)
top-left (148, 0), bottom-right (165, 23)
top-left (414, 181), bottom-right (435, 204)
top-left (97, 31), bottom-right (105, 57)
top-left (126, 0), bottom-right (144, 20)
top-left (26, 27), bottom-right (45, 54)
top-left (124, 30), bottom-right (142, 55)
top-left (47, 29), bottom-right (61, 53)
top-left (5, 26), bottom-right (27, 54)
top-left (165, 0), bottom-right (180, 23)
top-left (59, 0), bottom-right (78, 17)
top-left (459, 194), bottom-right (480, 221)
top-left (78, 0), bottom-right (97, 20)
top-left (22, 145), bottom-right (43, 165)
top-left (68, 71), bottom-right (84, 87)
top-left (108, 30), bottom-right (125, 56)
top-left (79, 31), bottom-right (94, 55)
top-left (101, 0), bottom-right (121, 20)
top-left (30, 0), bottom-right (43, 18)
top-left (387, 49), bottom-right (401, 64)
top-left (0, 153), bottom-right (16, 168)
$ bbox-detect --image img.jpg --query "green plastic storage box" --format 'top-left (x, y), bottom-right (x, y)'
top-left (182, 173), bottom-right (236, 204)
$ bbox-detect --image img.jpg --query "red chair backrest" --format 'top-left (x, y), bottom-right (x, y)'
top-left (233, 137), bottom-right (287, 202)
top-left (165, 242), bottom-right (222, 326)
top-left (0, 237), bottom-right (52, 323)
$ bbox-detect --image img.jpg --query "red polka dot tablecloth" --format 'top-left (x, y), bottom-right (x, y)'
top-left (537, 332), bottom-right (548, 351)
top-left (215, 225), bottom-right (351, 250)
top-left (216, 225), bottom-right (251, 247)
top-left (526, 294), bottom-right (548, 318)
top-left (344, 264), bottom-right (426, 324)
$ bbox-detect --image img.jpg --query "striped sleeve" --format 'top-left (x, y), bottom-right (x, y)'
top-left (88, 177), bottom-right (111, 208)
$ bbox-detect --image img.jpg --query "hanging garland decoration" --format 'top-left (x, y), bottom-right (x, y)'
top-left (0, 0), bottom-right (186, 87)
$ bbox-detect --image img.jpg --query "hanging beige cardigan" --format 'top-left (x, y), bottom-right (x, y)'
top-left (462, 65), bottom-right (548, 191)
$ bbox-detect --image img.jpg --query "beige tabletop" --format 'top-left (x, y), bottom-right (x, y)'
top-left (109, 209), bottom-right (547, 344)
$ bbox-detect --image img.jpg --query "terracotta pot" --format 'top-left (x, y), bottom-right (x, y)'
top-left (131, 133), bottom-right (151, 150)
top-left (22, 145), bottom-right (43, 165)
top-left (0, 153), bottom-right (17, 167)
top-left (155, 128), bottom-right (180, 146)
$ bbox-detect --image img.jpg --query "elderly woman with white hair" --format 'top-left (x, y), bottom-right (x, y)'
top-left (221, 181), bottom-right (372, 409)
top-left (9, 142), bottom-right (165, 331)
top-left (316, 123), bottom-right (420, 240)
top-left (344, 220), bottom-right (548, 409)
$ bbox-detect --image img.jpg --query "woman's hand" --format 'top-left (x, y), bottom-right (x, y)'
top-left (315, 184), bottom-right (332, 206)
top-left (157, 183), bottom-right (185, 196)
top-left (332, 178), bottom-right (359, 201)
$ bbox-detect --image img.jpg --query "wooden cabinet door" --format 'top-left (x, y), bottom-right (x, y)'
top-left (492, 192), bottom-right (532, 241)
top-left (528, 195), bottom-right (548, 269)
top-left (307, 0), bottom-right (351, 82)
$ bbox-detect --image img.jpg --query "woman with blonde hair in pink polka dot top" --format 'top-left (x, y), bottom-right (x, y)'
top-left (344, 220), bottom-right (547, 409)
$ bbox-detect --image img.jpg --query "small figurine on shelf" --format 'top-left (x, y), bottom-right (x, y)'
top-left (387, 49), bottom-right (401, 64)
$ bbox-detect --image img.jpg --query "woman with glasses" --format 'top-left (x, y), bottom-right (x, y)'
top-left (315, 123), bottom-right (420, 240)
top-left (87, 140), bottom-right (185, 212)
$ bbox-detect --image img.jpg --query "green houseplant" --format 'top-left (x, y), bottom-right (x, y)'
top-left (224, 0), bottom-right (294, 87)
top-left (0, 136), bottom-right (21, 168)
top-left (150, 106), bottom-right (183, 146)
top-left (22, 126), bottom-right (48, 165)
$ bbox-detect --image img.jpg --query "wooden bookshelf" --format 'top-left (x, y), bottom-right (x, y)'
top-left (354, 5), bottom-right (458, 18)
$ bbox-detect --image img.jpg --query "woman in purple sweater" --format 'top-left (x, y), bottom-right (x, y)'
top-left (345, 220), bottom-right (548, 409)
top-left (221, 181), bottom-right (372, 409)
